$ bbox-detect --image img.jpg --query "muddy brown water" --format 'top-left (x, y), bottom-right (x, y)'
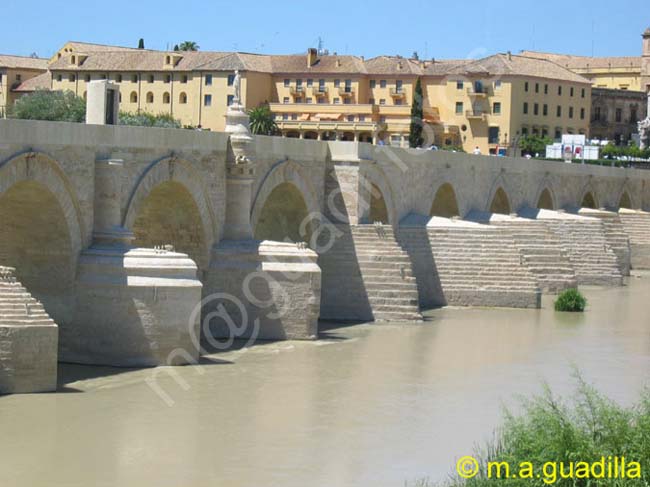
top-left (1, 273), bottom-right (649, 487)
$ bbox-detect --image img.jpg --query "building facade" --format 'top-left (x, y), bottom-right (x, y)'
top-left (0, 55), bottom-right (48, 116)
top-left (591, 88), bottom-right (648, 143)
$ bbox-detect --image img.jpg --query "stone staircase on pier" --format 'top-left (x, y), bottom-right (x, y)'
top-left (319, 225), bottom-right (422, 322)
top-left (577, 208), bottom-right (631, 276)
top-left (0, 266), bottom-right (58, 394)
top-left (618, 209), bottom-right (650, 270)
top-left (425, 218), bottom-right (541, 308)
top-left (530, 211), bottom-right (623, 286)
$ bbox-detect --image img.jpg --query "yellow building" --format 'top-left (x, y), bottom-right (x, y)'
top-left (0, 55), bottom-right (48, 116)
top-left (422, 53), bottom-right (592, 154)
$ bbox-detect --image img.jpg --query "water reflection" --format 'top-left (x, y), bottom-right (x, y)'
top-left (1, 274), bottom-right (649, 487)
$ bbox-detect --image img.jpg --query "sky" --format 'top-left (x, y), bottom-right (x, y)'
top-left (3, 0), bottom-right (649, 60)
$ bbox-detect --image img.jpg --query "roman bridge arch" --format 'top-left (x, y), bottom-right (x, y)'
top-left (579, 183), bottom-right (600, 209)
top-left (486, 175), bottom-right (514, 215)
top-left (534, 179), bottom-right (558, 210)
top-left (358, 164), bottom-right (397, 226)
top-left (429, 182), bottom-right (461, 218)
top-left (123, 156), bottom-right (217, 273)
top-left (251, 159), bottom-right (321, 245)
top-left (0, 151), bottom-right (84, 325)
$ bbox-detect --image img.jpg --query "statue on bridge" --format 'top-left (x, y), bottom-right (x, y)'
top-left (639, 91), bottom-right (650, 150)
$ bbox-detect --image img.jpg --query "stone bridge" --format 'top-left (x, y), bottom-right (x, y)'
top-left (1, 118), bottom-right (650, 391)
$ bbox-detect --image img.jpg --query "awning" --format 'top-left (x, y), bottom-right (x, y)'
top-left (314, 113), bottom-right (342, 121)
top-left (299, 114), bottom-right (310, 121)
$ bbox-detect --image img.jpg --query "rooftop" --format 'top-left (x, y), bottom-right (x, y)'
top-left (519, 50), bottom-right (641, 70)
top-left (0, 54), bottom-right (48, 70)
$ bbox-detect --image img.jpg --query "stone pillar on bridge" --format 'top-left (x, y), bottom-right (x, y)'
top-left (67, 159), bottom-right (203, 367)
top-left (204, 71), bottom-right (321, 343)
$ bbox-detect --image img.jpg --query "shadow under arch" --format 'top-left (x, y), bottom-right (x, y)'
top-left (489, 187), bottom-right (512, 215)
top-left (251, 159), bottom-right (321, 245)
top-left (537, 187), bottom-right (555, 210)
top-left (123, 157), bottom-right (217, 272)
top-left (0, 151), bottom-right (85, 329)
top-left (581, 191), bottom-right (598, 209)
top-left (430, 182), bottom-right (460, 218)
top-left (619, 190), bottom-right (633, 209)
top-left (359, 164), bottom-right (397, 226)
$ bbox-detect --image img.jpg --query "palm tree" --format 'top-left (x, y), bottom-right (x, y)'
top-left (249, 104), bottom-right (278, 136)
top-left (178, 41), bottom-right (199, 52)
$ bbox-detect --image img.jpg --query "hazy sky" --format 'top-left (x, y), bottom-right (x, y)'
top-left (3, 0), bottom-right (648, 60)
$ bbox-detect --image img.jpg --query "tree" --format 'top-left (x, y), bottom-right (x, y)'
top-left (9, 90), bottom-right (86, 122)
top-left (408, 78), bottom-right (424, 148)
top-left (118, 111), bottom-right (182, 128)
top-left (519, 134), bottom-right (552, 156)
top-left (138, 38), bottom-right (145, 49)
top-left (178, 41), bottom-right (199, 52)
top-left (173, 44), bottom-right (179, 52)
top-left (248, 104), bottom-right (278, 136)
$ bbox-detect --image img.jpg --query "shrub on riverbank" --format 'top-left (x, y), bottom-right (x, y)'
top-left (439, 377), bottom-right (650, 486)
top-left (554, 288), bottom-right (586, 312)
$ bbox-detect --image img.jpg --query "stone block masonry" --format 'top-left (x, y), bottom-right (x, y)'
top-left (0, 267), bottom-right (58, 394)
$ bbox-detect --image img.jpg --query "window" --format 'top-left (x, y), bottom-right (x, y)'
top-left (570, 87), bottom-right (574, 97)
top-left (379, 116), bottom-right (387, 123)
top-left (457, 80), bottom-right (464, 90)
top-left (525, 81), bottom-right (529, 92)
top-left (493, 102), bottom-right (501, 114)
top-left (227, 74), bottom-right (235, 86)
top-left (164, 75), bottom-right (171, 84)
top-left (295, 97), bottom-right (303, 104)
top-left (558, 86), bottom-right (562, 95)
top-left (283, 97), bottom-right (289, 104)
top-left (580, 108), bottom-right (585, 120)
top-left (319, 79), bottom-right (325, 89)
top-left (146, 92), bottom-right (154, 103)
top-left (204, 94), bottom-right (212, 106)
top-left (581, 88), bottom-right (585, 98)
top-left (535, 83), bottom-right (539, 93)
top-left (181, 75), bottom-right (188, 84)
top-left (359, 115), bottom-right (365, 122)
top-left (86, 75), bottom-right (92, 82)
top-left (227, 95), bottom-right (234, 106)
top-left (333, 98), bottom-right (340, 104)
top-left (616, 108), bottom-right (622, 122)
top-left (131, 74), bottom-right (138, 83)
top-left (544, 84), bottom-right (548, 94)
top-left (370, 80), bottom-right (376, 88)
top-left (494, 80), bottom-right (501, 88)
top-left (594, 107), bottom-right (601, 121)
top-left (163, 92), bottom-right (170, 104)
top-left (284, 79), bottom-right (290, 87)
top-left (631, 106), bottom-right (638, 123)
top-left (534, 103), bottom-right (539, 115)
top-left (0, 73), bottom-right (2, 84)
top-left (296, 79), bottom-right (303, 90)
top-left (148, 74), bottom-right (154, 83)
top-left (369, 98), bottom-right (375, 105)
top-left (344, 79), bottom-right (352, 92)
top-left (179, 92), bottom-right (187, 104)
top-left (116, 74), bottom-right (122, 83)
top-left (318, 98), bottom-right (325, 104)
top-left (306, 97), bottom-right (312, 104)
top-left (205, 74), bottom-right (213, 86)
top-left (555, 129), bottom-right (562, 139)
top-left (569, 107), bottom-right (574, 118)
top-left (307, 79), bottom-right (313, 87)
top-left (57, 74), bottom-right (62, 82)
top-left (344, 98), bottom-right (351, 104)
top-left (118, 93), bottom-right (122, 103)
top-left (334, 79), bottom-right (340, 87)
top-left (347, 115), bottom-right (355, 122)
top-left (130, 92), bottom-right (138, 103)
top-left (395, 99), bottom-right (402, 105)
top-left (522, 127), bottom-right (529, 136)
top-left (543, 104), bottom-right (548, 116)
top-left (69, 74), bottom-right (76, 82)
top-left (395, 80), bottom-right (403, 93)
top-left (100, 74), bottom-right (107, 80)
top-left (455, 102), bottom-right (463, 114)
top-left (542, 128), bottom-right (549, 137)
top-left (282, 114), bottom-right (288, 120)
top-left (488, 126), bottom-right (500, 144)
top-left (291, 114), bottom-right (298, 120)
top-left (379, 98), bottom-right (386, 105)
top-left (380, 79), bottom-right (386, 88)
top-left (556, 105), bottom-right (562, 117)
top-left (523, 102), bottom-right (529, 114)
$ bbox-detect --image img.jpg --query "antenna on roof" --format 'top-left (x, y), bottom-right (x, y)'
top-left (317, 37), bottom-right (325, 56)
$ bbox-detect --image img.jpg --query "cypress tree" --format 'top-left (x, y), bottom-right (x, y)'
top-left (138, 38), bottom-right (145, 49)
top-left (409, 78), bottom-right (424, 148)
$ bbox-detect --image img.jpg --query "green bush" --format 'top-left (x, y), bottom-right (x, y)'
top-left (118, 111), bottom-right (182, 128)
top-left (9, 89), bottom-right (86, 122)
top-left (554, 288), bottom-right (587, 312)
top-left (442, 376), bottom-right (650, 486)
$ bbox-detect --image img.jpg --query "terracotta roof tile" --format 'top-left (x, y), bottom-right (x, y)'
top-left (520, 50), bottom-right (641, 70)
top-left (0, 54), bottom-right (48, 70)
top-left (11, 71), bottom-right (51, 92)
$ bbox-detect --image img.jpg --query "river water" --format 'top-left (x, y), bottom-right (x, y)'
top-left (1, 273), bottom-right (649, 487)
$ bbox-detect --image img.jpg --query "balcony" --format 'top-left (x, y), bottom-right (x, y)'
top-left (275, 118), bottom-right (379, 133)
top-left (338, 87), bottom-right (354, 97)
top-left (390, 88), bottom-right (406, 99)
top-left (466, 109), bottom-right (490, 120)
top-left (312, 86), bottom-right (328, 96)
top-left (290, 86), bottom-right (307, 96)
top-left (467, 86), bottom-right (489, 97)
top-left (269, 102), bottom-right (373, 115)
